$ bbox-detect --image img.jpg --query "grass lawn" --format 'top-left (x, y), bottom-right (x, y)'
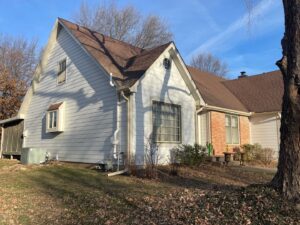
top-left (0, 159), bottom-right (299, 225)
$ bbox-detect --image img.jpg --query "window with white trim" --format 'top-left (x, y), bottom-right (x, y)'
top-left (46, 102), bottom-right (64, 133)
top-left (57, 59), bottom-right (66, 84)
top-left (225, 115), bottom-right (239, 144)
top-left (48, 110), bottom-right (58, 129)
top-left (152, 101), bottom-right (181, 143)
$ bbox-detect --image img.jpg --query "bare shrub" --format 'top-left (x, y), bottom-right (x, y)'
top-left (242, 144), bottom-right (275, 165)
top-left (257, 148), bottom-right (274, 165)
top-left (144, 136), bottom-right (160, 179)
top-left (169, 149), bottom-right (180, 176)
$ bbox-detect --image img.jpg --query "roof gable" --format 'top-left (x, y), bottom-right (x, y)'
top-left (58, 18), bottom-right (171, 89)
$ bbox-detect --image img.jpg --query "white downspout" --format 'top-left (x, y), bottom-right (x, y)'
top-left (110, 73), bottom-right (119, 161)
top-left (121, 91), bottom-right (130, 166)
top-left (108, 73), bottom-right (129, 176)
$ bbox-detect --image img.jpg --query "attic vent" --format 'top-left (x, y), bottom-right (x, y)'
top-left (163, 58), bottom-right (171, 70)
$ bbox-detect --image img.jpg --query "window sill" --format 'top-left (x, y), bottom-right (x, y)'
top-left (46, 128), bottom-right (63, 133)
top-left (154, 141), bottom-right (181, 144)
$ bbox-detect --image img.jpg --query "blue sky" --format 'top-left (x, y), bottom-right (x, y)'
top-left (0, 0), bottom-right (284, 78)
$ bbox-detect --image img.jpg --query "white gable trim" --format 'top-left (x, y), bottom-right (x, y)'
top-left (17, 19), bottom-right (61, 117)
top-left (130, 42), bottom-right (205, 106)
top-left (58, 20), bottom-right (119, 88)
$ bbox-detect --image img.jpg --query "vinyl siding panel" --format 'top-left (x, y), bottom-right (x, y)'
top-left (250, 114), bottom-right (280, 158)
top-left (24, 27), bottom-right (117, 164)
top-left (132, 51), bottom-right (196, 164)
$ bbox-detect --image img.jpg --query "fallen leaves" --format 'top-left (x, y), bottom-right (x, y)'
top-left (0, 160), bottom-right (299, 225)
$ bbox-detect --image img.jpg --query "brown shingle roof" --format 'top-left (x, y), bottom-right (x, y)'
top-left (187, 66), bottom-right (248, 112)
top-left (223, 70), bottom-right (283, 113)
top-left (58, 18), bottom-right (171, 88)
top-left (48, 102), bottom-right (63, 111)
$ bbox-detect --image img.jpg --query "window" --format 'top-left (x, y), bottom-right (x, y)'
top-left (225, 115), bottom-right (239, 144)
top-left (46, 102), bottom-right (64, 133)
top-left (152, 101), bottom-right (181, 142)
top-left (57, 59), bottom-right (66, 84)
top-left (48, 111), bottom-right (58, 129)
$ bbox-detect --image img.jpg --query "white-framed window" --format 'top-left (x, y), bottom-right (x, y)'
top-left (46, 102), bottom-right (64, 133)
top-left (57, 59), bottom-right (66, 85)
top-left (152, 101), bottom-right (181, 143)
top-left (225, 115), bottom-right (239, 144)
top-left (47, 110), bottom-right (58, 130)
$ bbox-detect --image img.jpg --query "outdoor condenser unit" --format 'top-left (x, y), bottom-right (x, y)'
top-left (21, 148), bottom-right (47, 165)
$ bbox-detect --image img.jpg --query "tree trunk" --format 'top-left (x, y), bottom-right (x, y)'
top-left (271, 0), bottom-right (300, 202)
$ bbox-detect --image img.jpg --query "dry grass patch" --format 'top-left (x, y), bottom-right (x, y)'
top-left (0, 160), bottom-right (299, 225)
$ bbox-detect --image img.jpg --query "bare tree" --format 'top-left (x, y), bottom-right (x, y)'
top-left (73, 1), bottom-right (173, 49)
top-left (0, 35), bottom-right (38, 120)
top-left (190, 53), bottom-right (228, 78)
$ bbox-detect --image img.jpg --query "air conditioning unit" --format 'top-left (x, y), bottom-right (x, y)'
top-left (21, 148), bottom-right (47, 165)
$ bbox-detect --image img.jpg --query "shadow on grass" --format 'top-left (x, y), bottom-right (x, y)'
top-left (23, 164), bottom-right (294, 225)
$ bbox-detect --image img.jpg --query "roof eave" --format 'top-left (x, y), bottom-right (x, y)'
top-left (203, 104), bottom-right (251, 116)
top-left (0, 114), bottom-right (25, 125)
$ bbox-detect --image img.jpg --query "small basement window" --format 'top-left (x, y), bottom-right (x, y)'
top-left (152, 101), bottom-right (181, 143)
top-left (57, 59), bottom-right (66, 85)
top-left (46, 102), bottom-right (65, 133)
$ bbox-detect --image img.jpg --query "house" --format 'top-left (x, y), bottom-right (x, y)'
top-left (190, 69), bottom-right (283, 157)
top-left (0, 18), bottom-right (283, 165)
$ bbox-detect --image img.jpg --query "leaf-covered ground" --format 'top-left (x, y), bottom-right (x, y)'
top-left (0, 159), bottom-right (299, 225)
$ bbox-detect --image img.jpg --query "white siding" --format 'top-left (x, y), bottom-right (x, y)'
top-left (24, 28), bottom-right (117, 163)
top-left (250, 114), bottom-right (280, 158)
top-left (132, 51), bottom-right (196, 164)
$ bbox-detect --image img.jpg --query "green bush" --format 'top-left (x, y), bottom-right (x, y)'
top-left (174, 144), bottom-right (207, 166)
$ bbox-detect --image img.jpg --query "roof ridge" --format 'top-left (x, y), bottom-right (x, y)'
top-left (187, 65), bottom-right (226, 81)
top-left (225, 70), bottom-right (281, 83)
top-left (57, 17), bottom-right (144, 53)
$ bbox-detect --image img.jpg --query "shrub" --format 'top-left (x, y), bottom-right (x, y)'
top-left (169, 149), bottom-right (180, 176)
top-left (241, 144), bottom-right (275, 165)
top-left (144, 136), bottom-right (160, 179)
top-left (174, 144), bottom-right (207, 167)
top-left (232, 146), bottom-right (241, 161)
top-left (257, 147), bottom-right (274, 165)
top-left (241, 143), bottom-right (262, 161)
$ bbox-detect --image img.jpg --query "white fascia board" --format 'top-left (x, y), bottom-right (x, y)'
top-left (0, 114), bottom-right (25, 125)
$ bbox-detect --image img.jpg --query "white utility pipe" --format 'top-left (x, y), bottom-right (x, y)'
top-left (109, 73), bottom-right (115, 87)
top-left (121, 91), bottom-right (130, 166)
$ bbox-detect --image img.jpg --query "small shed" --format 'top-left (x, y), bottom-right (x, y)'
top-left (0, 116), bottom-right (24, 159)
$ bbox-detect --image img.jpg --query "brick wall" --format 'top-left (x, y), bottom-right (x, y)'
top-left (239, 116), bottom-right (250, 145)
top-left (210, 111), bottom-right (250, 156)
top-left (210, 111), bottom-right (226, 155)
